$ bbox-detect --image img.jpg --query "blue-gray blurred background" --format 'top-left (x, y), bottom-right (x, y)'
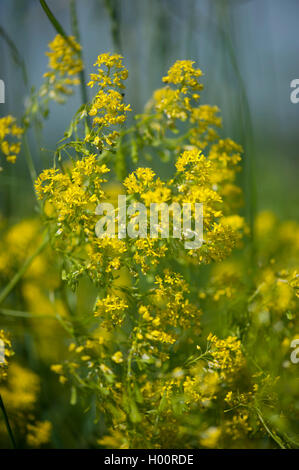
top-left (0, 0), bottom-right (298, 221)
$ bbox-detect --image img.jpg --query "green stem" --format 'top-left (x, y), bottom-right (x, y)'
top-left (0, 25), bottom-right (29, 88)
top-left (0, 236), bottom-right (48, 307)
top-left (69, 0), bottom-right (91, 126)
top-left (184, 349), bottom-right (211, 367)
top-left (153, 389), bottom-right (166, 436)
top-left (40, 1), bottom-right (89, 119)
top-left (256, 407), bottom-right (286, 449)
top-left (39, 0), bottom-right (77, 52)
top-left (23, 133), bottom-right (37, 185)
top-left (0, 308), bottom-right (53, 319)
top-left (0, 394), bottom-right (17, 449)
top-left (0, 309), bottom-right (74, 336)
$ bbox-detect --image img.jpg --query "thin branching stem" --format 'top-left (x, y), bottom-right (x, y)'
top-left (39, 0), bottom-right (77, 51)
top-left (0, 394), bottom-right (17, 449)
top-left (69, 0), bottom-right (91, 127)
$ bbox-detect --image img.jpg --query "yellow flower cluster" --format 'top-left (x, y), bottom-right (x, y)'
top-left (95, 294), bottom-right (128, 327)
top-left (183, 365), bottom-right (219, 405)
top-left (45, 34), bottom-right (83, 77)
top-left (0, 362), bottom-right (52, 447)
top-left (0, 219), bottom-right (41, 276)
top-left (0, 362), bottom-right (40, 410)
top-left (200, 426), bottom-right (222, 448)
top-left (1, 16), bottom-right (299, 448)
top-left (87, 236), bottom-right (127, 280)
top-left (153, 60), bottom-right (203, 121)
top-left (122, 146), bottom-right (244, 268)
top-left (22, 35), bottom-right (84, 128)
top-left (34, 60), bottom-right (247, 446)
top-left (224, 412), bottom-right (252, 441)
top-left (124, 167), bottom-right (156, 195)
top-left (88, 53), bottom-right (128, 89)
top-left (162, 60), bottom-right (203, 90)
top-left (26, 421), bottom-right (52, 448)
top-left (153, 270), bottom-right (199, 328)
top-left (27, 53), bottom-right (299, 449)
top-left (111, 351), bottom-right (123, 364)
top-left (0, 330), bottom-right (12, 382)
top-left (35, 154), bottom-right (109, 241)
top-left (86, 53), bottom-right (131, 149)
top-left (0, 115), bottom-right (23, 165)
top-left (133, 237), bottom-right (168, 273)
top-left (0, 218), bottom-right (66, 332)
top-left (207, 333), bottom-right (245, 380)
top-left (146, 329), bottom-right (176, 344)
top-left (43, 34), bottom-right (83, 100)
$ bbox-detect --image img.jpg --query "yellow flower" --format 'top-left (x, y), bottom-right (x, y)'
top-left (0, 115), bottom-right (23, 164)
top-left (45, 34), bottom-right (83, 78)
top-left (26, 421), bottom-right (52, 448)
top-left (162, 60), bottom-right (203, 90)
top-left (95, 294), bottom-right (128, 327)
top-left (124, 168), bottom-right (156, 195)
top-left (153, 60), bottom-right (203, 121)
top-left (0, 362), bottom-right (40, 411)
top-left (41, 34), bottom-right (83, 104)
top-left (146, 330), bottom-right (176, 344)
top-left (86, 53), bottom-right (131, 149)
top-left (200, 427), bottom-right (221, 448)
top-left (176, 148), bottom-right (204, 173)
top-left (100, 363), bottom-right (113, 375)
top-left (51, 364), bottom-right (63, 374)
top-left (111, 351), bottom-right (123, 363)
top-left (207, 333), bottom-right (245, 380)
top-left (0, 330), bottom-right (13, 382)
